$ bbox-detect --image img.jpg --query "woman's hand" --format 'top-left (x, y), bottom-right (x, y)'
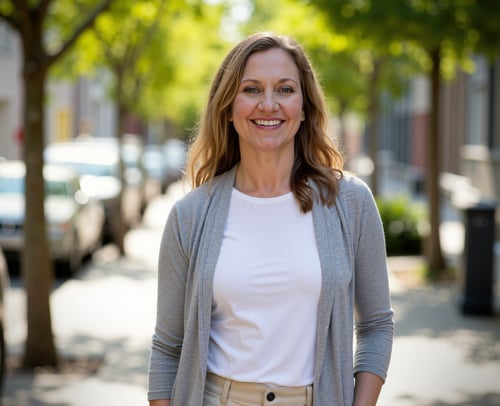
top-left (149, 400), bottom-right (170, 406)
top-left (353, 372), bottom-right (384, 406)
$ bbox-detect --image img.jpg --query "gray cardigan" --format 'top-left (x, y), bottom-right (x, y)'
top-left (148, 166), bottom-right (394, 405)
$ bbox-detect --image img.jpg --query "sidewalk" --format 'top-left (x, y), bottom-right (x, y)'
top-left (378, 167), bottom-right (500, 404)
top-left (2, 251), bottom-right (158, 406)
top-left (381, 255), bottom-right (500, 405)
top-left (3, 184), bottom-right (500, 405)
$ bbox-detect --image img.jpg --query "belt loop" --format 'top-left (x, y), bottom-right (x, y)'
top-left (220, 378), bottom-right (231, 406)
top-left (306, 385), bottom-right (313, 406)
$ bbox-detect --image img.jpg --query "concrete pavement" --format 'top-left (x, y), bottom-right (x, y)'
top-left (3, 181), bottom-right (500, 405)
top-left (380, 257), bottom-right (500, 405)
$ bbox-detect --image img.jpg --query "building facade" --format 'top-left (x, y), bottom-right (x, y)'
top-left (0, 21), bottom-right (22, 160)
top-left (377, 55), bottom-right (500, 239)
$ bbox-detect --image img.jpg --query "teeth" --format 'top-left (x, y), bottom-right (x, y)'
top-left (254, 119), bottom-right (281, 127)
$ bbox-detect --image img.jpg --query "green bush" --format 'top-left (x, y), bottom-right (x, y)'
top-left (376, 196), bottom-right (428, 256)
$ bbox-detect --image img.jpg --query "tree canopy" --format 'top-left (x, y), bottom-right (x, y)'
top-left (56, 0), bottom-right (232, 136)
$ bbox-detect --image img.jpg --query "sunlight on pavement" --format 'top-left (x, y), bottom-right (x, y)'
top-left (142, 180), bottom-right (189, 230)
top-left (51, 275), bottom-right (157, 341)
top-left (40, 377), bottom-right (147, 406)
top-left (379, 335), bottom-right (500, 405)
top-left (125, 228), bottom-right (162, 269)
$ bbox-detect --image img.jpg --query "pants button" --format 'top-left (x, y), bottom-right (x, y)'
top-left (266, 392), bottom-right (275, 401)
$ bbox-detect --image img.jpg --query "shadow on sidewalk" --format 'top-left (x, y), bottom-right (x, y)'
top-left (2, 250), bottom-right (156, 406)
top-left (384, 265), bottom-right (500, 406)
top-left (392, 282), bottom-right (500, 364)
top-left (425, 393), bottom-right (500, 406)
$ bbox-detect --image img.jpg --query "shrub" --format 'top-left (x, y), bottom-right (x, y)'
top-left (376, 195), bottom-right (428, 256)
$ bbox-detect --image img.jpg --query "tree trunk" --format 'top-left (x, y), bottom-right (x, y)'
top-left (367, 58), bottom-right (382, 197)
top-left (337, 99), bottom-right (349, 169)
top-left (426, 47), bottom-right (446, 276)
top-left (21, 61), bottom-right (58, 369)
top-left (112, 71), bottom-right (127, 256)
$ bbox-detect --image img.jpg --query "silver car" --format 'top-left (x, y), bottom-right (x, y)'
top-left (0, 160), bottom-right (104, 274)
top-left (162, 139), bottom-right (187, 193)
top-left (45, 139), bottom-right (143, 243)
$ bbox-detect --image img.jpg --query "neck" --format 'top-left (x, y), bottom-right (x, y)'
top-left (235, 159), bottom-right (293, 197)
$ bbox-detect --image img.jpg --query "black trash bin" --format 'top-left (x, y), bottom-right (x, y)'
top-left (460, 201), bottom-right (496, 316)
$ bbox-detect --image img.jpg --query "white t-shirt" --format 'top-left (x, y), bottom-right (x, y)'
top-left (207, 188), bottom-right (321, 386)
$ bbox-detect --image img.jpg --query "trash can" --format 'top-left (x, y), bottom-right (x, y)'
top-left (459, 201), bottom-right (496, 316)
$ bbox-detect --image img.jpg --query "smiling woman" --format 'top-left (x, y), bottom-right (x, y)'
top-left (148, 32), bottom-right (394, 406)
top-left (230, 48), bottom-right (305, 181)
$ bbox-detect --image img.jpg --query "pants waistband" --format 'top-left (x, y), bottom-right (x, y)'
top-left (206, 372), bottom-right (313, 405)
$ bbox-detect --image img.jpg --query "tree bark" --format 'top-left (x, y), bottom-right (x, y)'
top-left (112, 70), bottom-right (127, 255)
top-left (337, 99), bottom-right (349, 168)
top-left (426, 47), bottom-right (446, 276)
top-left (21, 55), bottom-right (58, 369)
top-left (367, 58), bottom-right (382, 197)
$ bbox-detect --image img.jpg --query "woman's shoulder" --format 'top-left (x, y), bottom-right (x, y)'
top-left (338, 171), bottom-right (372, 199)
top-left (334, 172), bottom-right (380, 229)
top-left (173, 170), bottom-right (234, 213)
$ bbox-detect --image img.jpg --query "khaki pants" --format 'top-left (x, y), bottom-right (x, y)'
top-left (204, 372), bottom-right (313, 406)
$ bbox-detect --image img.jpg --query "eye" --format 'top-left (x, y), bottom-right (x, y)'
top-left (277, 86), bottom-right (295, 94)
top-left (243, 86), bottom-right (261, 94)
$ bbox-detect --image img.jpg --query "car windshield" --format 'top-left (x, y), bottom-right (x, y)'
top-left (46, 180), bottom-right (72, 196)
top-left (0, 177), bottom-right (72, 197)
top-left (0, 177), bottom-right (23, 194)
top-left (54, 161), bottom-right (119, 178)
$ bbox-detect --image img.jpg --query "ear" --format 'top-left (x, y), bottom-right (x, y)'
top-left (301, 111), bottom-right (305, 121)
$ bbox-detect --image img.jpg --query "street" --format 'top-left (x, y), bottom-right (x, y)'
top-left (3, 181), bottom-right (500, 405)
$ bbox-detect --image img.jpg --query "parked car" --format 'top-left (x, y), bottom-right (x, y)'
top-left (161, 139), bottom-right (187, 193)
top-left (117, 135), bottom-right (147, 212)
top-left (45, 140), bottom-right (124, 244)
top-left (142, 144), bottom-right (166, 197)
top-left (45, 137), bottom-right (145, 235)
top-left (0, 160), bottom-right (104, 274)
top-left (0, 246), bottom-right (8, 393)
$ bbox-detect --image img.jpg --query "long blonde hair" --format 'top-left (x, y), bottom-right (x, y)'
top-left (187, 32), bottom-right (343, 212)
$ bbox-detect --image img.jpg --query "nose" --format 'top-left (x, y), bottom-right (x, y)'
top-left (258, 91), bottom-right (278, 111)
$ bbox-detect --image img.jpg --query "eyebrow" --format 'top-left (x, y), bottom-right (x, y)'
top-left (240, 78), bottom-right (300, 85)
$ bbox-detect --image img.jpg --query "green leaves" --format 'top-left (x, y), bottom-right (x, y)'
top-left (52, 0), bottom-right (232, 133)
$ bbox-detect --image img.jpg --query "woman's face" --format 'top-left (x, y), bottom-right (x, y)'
top-left (231, 48), bottom-right (304, 158)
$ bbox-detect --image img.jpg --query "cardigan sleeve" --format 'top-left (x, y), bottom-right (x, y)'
top-left (352, 184), bottom-right (394, 381)
top-left (148, 203), bottom-right (188, 401)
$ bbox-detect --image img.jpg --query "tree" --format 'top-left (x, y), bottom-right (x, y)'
top-left (144, 0), bottom-right (231, 130)
top-left (466, 1), bottom-right (500, 60)
top-left (309, 0), bottom-right (488, 277)
top-left (0, 0), bottom-right (112, 369)
top-left (63, 0), bottom-right (169, 254)
top-left (60, 0), bottom-right (231, 136)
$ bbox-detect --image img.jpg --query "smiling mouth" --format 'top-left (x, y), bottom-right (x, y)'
top-left (253, 119), bottom-right (283, 127)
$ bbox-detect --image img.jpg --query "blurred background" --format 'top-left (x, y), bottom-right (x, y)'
top-left (0, 0), bottom-right (499, 405)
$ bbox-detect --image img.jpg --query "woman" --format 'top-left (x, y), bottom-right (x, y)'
top-left (148, 32), bottom-right (394, 406)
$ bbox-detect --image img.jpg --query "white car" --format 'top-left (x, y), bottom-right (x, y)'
top-left (0, 160), bottom-right (104, 274)
top-left (45, 139), bottom-right (143, 243)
